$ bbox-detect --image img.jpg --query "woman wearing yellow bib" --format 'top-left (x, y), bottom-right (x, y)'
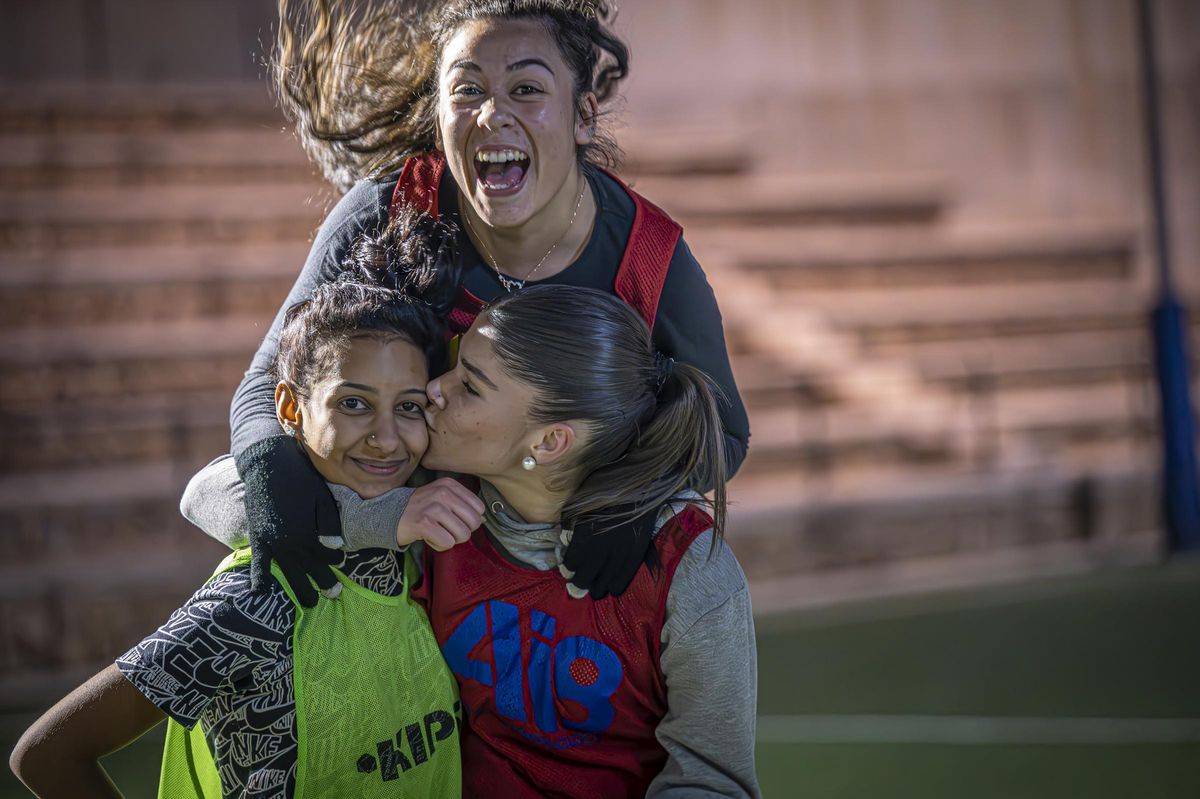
top-left (11, 210), bottom-right (471, 798)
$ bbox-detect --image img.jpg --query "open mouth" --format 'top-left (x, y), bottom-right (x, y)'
top-left (474, 147), bottom-right (530, 195)
top-left (350, 457), bottom-right (408, 477)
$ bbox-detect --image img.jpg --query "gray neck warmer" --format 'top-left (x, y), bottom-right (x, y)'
top-left (479, 480), bottom-right (566, 573)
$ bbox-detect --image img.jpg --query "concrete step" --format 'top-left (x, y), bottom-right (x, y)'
top-left (632, 172), bottom-right (946, 228)
top-left (0, 182), bottom-right (329, 249)
top-left (0, 391), bottom-right (230, 473)
top-left (0, 272), bottom-right (292, 328)
top-left (739, 402), bottom-right (958, 476)
top-left (0, 242), bottom-right (306, 327)
top-left (776, 280), bottom-right (1158, 347)
top-left (714, 224), bottom-right (1134, 290)
top-left (906, 328), bottom-right (1156, 390)
top-left (0, 241), bottom-right (309, 285)
top-left (727, 464), bottom-right (1156, 580)
top-left (0, 317), bottom-right (262, 403)
top-left (0, 128), bottom-right (316, 189)
top-left (0, 83), bottom-right (278, 133)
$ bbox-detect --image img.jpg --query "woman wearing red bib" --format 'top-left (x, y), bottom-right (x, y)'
top-left (228, 0), bottom-right (751, 605)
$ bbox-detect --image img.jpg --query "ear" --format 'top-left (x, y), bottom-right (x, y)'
top-left (575, 92), bottom-right (599, 146)
top-left (275, 382), bottom-right (302, 436)
top-left (529, 422), bottom-right (578, 467)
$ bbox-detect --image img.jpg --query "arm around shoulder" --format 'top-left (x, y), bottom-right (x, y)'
top-left (10, 664), bottom-right (165, 798)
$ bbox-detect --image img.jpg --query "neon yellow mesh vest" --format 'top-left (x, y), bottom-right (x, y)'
top-left (158, 548), bottom-right (462, 798)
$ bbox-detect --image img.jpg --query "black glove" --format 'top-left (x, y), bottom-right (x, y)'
top-left (234, 435), bottom-right (343, 607)
top-left (562, 503), bottom-right (661, 600)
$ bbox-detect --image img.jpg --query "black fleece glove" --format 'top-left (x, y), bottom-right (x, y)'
top-left (562, 503), bottom-right (660, 600)
top-left (234, 435), bottom-right (343, 607)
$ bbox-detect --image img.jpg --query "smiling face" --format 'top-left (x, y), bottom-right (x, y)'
top-left (436, 17), bottom-right (593, 230)
top-left (282, 336), bottom-right (430, 499)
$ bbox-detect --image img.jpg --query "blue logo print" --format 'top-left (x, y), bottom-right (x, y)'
top-left (442, 600), bottom-right (623, 747)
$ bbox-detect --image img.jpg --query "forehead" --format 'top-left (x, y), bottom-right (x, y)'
top-left (440, 17), bottom-right (565, 75)
top-left (460, 316), bottom-right (525, 388)
top-left (327, 336), bottom-right (428, 386)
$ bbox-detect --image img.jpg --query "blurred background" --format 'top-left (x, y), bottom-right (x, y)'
top-left (2, 0), bottom-right (1199, 796)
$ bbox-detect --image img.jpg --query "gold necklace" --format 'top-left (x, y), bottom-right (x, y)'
top-left (462, 181), bottom-right (588, 292)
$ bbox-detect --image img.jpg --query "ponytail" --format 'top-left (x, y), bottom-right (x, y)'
top-left (564, 362), bottom-right (728, 546)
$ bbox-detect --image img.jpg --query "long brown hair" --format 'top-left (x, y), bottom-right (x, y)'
top-left (484, 286), bottom-right (728, 542)
top-left (274, 0), bottom-right (630, 192)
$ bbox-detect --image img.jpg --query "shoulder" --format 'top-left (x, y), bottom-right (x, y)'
top-left (116, 566), bottom-right (294, 725)
top-left (662, 522), bottom-right (749, 642)
top-left (590, 166), bottom-right (637, 222)
top-left (316, 172), bottom-right (402, 249)
top-left (145, 566), bottom-right (294, 646)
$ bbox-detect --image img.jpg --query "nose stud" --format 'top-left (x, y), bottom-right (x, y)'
top-left (522, 456), bottom-right (537, 471)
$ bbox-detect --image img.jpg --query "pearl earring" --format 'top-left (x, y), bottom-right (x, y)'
top-left (522, 456), bottom-right (537, 471)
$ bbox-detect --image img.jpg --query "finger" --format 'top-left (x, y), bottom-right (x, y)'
top-left (426, 379), bottom-right (446, 410)
top-left (441, 502), bottom-right (483, 542)
top-left (249, 544), bottom-right (273, 595)
top-left (439, 479), bottom-right (486, 516)
top-left (420, 526), bottom-right (458, 552)
top-left (307, 559), bottom-right (340, 595)
top-left (431, 505), bottom-right (477, 544)
top-left (277, 557), bottom-right (319, 608)
top-left (312, 543), bottom-right (342, 565)
top-left (315, 491), bottom-right (343, 541)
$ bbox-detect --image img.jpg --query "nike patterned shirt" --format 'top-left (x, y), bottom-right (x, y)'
top-left (117, 549), bottom-right (404, 799)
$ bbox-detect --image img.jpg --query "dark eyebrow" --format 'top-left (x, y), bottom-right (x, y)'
top-left (338, 384), bottom-right (426, 398)
top-left (339, 382), bottom-right (378, 393)
top-left (508, 58), bottom-right (554, 75)
top-left (447, 58), bottom-right (554, 75)
top-left (461, 357), bottom-right (498, 391)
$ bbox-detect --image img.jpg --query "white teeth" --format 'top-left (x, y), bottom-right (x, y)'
top-left (476, 149), bottom-right (528, 163)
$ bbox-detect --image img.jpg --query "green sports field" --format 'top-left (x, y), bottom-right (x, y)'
top-left (4, 558), bottom-right (1199, 798)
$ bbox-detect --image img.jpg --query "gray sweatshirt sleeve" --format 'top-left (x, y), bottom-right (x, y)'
top-left (179, 455), bottom-right (249, 549)
top-left (179, 454), bottom-right (414, 552)
top-left (648, 531), bottom-right (761, 798)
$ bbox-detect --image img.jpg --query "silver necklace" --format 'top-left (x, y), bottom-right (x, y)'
top-left (462, 181), bottom-right (588, 292)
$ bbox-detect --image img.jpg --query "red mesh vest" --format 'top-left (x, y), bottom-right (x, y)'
top-left (414, 504), bottom-right (714, 798)
top-left (389, 151), bottom-right (682, 331)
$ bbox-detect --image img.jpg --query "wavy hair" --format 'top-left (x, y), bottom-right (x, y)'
top-left (274, 0), bottom-right (629, 191)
